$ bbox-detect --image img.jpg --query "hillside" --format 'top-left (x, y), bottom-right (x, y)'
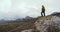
top-left (0, 12), bottom-right (60, 32)
top-left (0, 17), bottom-right (36, 32)
top-left (35, 12), bottom-right (60, 32)
top-left (0, 21), bottom-right (36, 32)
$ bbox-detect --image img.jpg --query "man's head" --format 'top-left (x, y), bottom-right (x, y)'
top-left (42, 5), bottom-right (45, 8)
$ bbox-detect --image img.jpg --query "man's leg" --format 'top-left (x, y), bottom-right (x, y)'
top-left (44, 12), bottom-right (45, 16)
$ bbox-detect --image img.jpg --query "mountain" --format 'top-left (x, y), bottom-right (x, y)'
top-left (0, 16), bottom-right (37, 24)
top-left (51, 12), bottom-right (60, 16)
top-left (0, 12), bottom-right (60, 32)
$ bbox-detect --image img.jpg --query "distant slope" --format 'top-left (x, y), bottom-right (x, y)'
top-left (51, 12), bottom-right (60, 17)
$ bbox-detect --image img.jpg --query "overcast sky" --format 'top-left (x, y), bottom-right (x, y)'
top-left (0, 0), bottom-right (60, 20)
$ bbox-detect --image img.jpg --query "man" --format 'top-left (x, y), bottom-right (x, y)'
top-left (41, 5), bottom-right (45, 16)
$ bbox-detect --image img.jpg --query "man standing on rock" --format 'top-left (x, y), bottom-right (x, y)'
top-left (41, 5), bottom-right (45, 16)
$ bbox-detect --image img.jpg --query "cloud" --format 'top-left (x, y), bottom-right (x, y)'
top-left (0, 0), bottom-right (60, 20)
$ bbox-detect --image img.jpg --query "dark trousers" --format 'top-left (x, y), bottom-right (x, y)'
top-left (41, 11), bottom-right (45, 16)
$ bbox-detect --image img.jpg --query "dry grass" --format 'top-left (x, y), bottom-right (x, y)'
top-left (0, 21), bottom-right (35, 32)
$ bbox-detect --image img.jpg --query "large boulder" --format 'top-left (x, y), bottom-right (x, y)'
top-left (34, 16), bottom-right (60, 32)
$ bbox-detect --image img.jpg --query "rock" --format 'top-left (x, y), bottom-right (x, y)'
top-left (21, 29), bottom-right (34, 32)
top-left (34, 16), bottom-right (60, 32)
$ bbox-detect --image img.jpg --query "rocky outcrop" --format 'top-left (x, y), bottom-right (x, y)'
top-left (35, 16), bottom-right (60, 32)
top-left (21, 12), bottom-right (60, 32)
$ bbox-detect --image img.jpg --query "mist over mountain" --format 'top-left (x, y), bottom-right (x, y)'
top-left (0, 16), bottom-right (37, 24)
